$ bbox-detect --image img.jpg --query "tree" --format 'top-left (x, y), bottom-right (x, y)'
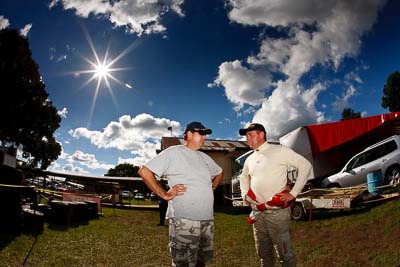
top-left (341, 108), bottom-right (361, 121)
top-left (105, 163), bottom-right (144, 192)
top-left (0, 28), bottom-right (61, 169)
top-left (105, 163), bottom-right (140, 177)
top-left (382, 71), bottom-right (400, 112)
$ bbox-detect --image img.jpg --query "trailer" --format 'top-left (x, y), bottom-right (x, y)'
top-left (291, 183), bottom-right (400, 221)
top-left (230, 112), bottom-right (400, 215)
top-left (230, 171), bottom-right (399, 221)
top-left (279, 112), bottom-right (400, 183)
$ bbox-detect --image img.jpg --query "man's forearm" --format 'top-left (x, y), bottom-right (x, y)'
top-left (138, 166), bottom-right (167, 199)
top-left (212, 172), bottom-right (224, 190)
top-left (139, 166), bottom-right (187, 200)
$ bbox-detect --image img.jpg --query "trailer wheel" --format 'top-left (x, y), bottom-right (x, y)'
top-left (291, 203), bottom-right (305, 221)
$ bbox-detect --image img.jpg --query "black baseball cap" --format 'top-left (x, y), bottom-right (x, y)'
top-left (239, 123), bottom-right (266, 135)
top-left (185, 121), bottom-right (212, 135)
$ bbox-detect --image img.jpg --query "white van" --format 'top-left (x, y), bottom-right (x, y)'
top-left (231, 150), bottom-right (253, 206)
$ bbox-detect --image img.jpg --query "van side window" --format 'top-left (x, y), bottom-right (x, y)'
top-left (381, 140), bottom-right (397, 155)
top-left (365, 146), bottom-right (383, 163)
top-left (347, 154), bottom-right (366, 170)
top-left (364, 140), bottom-right (397, 164)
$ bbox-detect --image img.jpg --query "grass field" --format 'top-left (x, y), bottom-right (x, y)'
top-left (0, 199), bottom-right (399, 267)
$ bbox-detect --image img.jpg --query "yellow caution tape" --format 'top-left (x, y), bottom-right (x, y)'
top-left (0, 183), bottom-right (34, 188)
top-left (34, 188), bottom-right (67, 194)
top-left (0, 184), bottom-right (69, 195)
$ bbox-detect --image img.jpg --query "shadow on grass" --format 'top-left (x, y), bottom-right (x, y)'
top-left (0, 232), bottom-right (19, 251)
top-left (47, 219), bottom-right (91, 231)
top-left (215, 203), bottom-right (371, 220)
top-left (302, 193), bottom-right (397, 221)
top-left (215, 204), bottom-right (250, 215)
top-left (0, 228), bottom-right (42, 251)
top-left (301, 205), bottom-right (372, 221)
top-left (216, 202), bottom-right (383, 221)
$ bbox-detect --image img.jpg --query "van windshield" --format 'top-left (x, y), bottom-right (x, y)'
top-left (232, 151), bottom-right (253, 176)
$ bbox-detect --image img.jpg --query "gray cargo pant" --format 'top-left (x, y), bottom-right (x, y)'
top-left (169, 218), bottom-right (214, 267)
top-left (253, 208), bottom-right (296, 267)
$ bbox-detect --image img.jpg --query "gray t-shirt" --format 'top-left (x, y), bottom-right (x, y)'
top-left (145, 145), bottom-right (222, 220)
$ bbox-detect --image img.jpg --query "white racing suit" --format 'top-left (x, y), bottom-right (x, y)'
top-left (244, 188), bottom-right (296, 267)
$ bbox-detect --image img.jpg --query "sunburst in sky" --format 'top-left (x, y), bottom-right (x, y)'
top-left (75, 23), bottom-right (139, 125)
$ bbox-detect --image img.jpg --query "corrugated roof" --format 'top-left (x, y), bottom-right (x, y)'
top-left (161, 137), bottom-right (249, 152)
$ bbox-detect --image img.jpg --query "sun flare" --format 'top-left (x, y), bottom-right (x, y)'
top-left (72, 23), bottom-right (140, 126)
top-left (94, 63), bottom-right (110, 78)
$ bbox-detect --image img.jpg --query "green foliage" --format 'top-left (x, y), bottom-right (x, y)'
top-left (0, 28), bottom-right (61, 169)
top-left (105, 163), bottom-right (139, 177)
top-left (341, 108), bottom-right (361, 121)
top-left (381, 71), bottom-right (400, 112)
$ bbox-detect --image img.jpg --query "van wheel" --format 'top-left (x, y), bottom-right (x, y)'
top-left (385, 165), bottom-right (400, 186)
top-left (291, 203), bottom-right (305, 221)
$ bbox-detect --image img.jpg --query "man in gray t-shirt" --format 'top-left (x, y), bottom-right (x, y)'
top-left (139, 121), bottom-right (223, 267)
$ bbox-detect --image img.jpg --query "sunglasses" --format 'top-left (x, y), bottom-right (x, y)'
top-left (191, 130), bottom-right (208, 136)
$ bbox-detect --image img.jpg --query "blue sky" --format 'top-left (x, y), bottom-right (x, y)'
top-left (1, 0), bottom-right (399, 176)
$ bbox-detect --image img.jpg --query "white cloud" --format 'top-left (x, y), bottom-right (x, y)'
top-left (62, 163), bottom-right (89, 174)
top-left (48, 147), bottom-right (111, 174)
top-left (49, 0), bottom-right (185, 36)
top-left (57, 54), bottom-right (67, 62)
top-left (69, 113), bottom-right (181, 164)
top-left (170, 0), bottom-right (185, 17)
top-left (132, 141), bottom-right (160, 162)
top-left (47, 161), bottom-right (61, 171)
top-left (253, 80), bottom-right (326, 140)
top-left (49, 45), bottom-right (73, 63)
top-left (57, 107), bottom-right (68, 118)
top-left (70, 113), bottom-right (181, 150)
top-left (19, 24), bottom-right (32, 37)
top-left (0, 15), bottom-right (10, 30)
top-left (210, 60), bottom-right (273, 109)
top-left (212, 0), bottom-right (386, 139)
top-left (227, 0), bottom-right (334, 27)
top-left (332, 85), bottom-right (357, 111)
top-left (68, 150), bottom-right (114, 170)
top-left (118, 141), bottom-right (160, 167)
top-left (49, 0), bottom-right (111, 16)
top-left (218, 118), bottom-right (231, 125)
top-left (345, 69), bottom-right (364, 85)
top-left (59, 149), bottom-right (69, 160)
top-left (48, 160), bottom-right (89, 174)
